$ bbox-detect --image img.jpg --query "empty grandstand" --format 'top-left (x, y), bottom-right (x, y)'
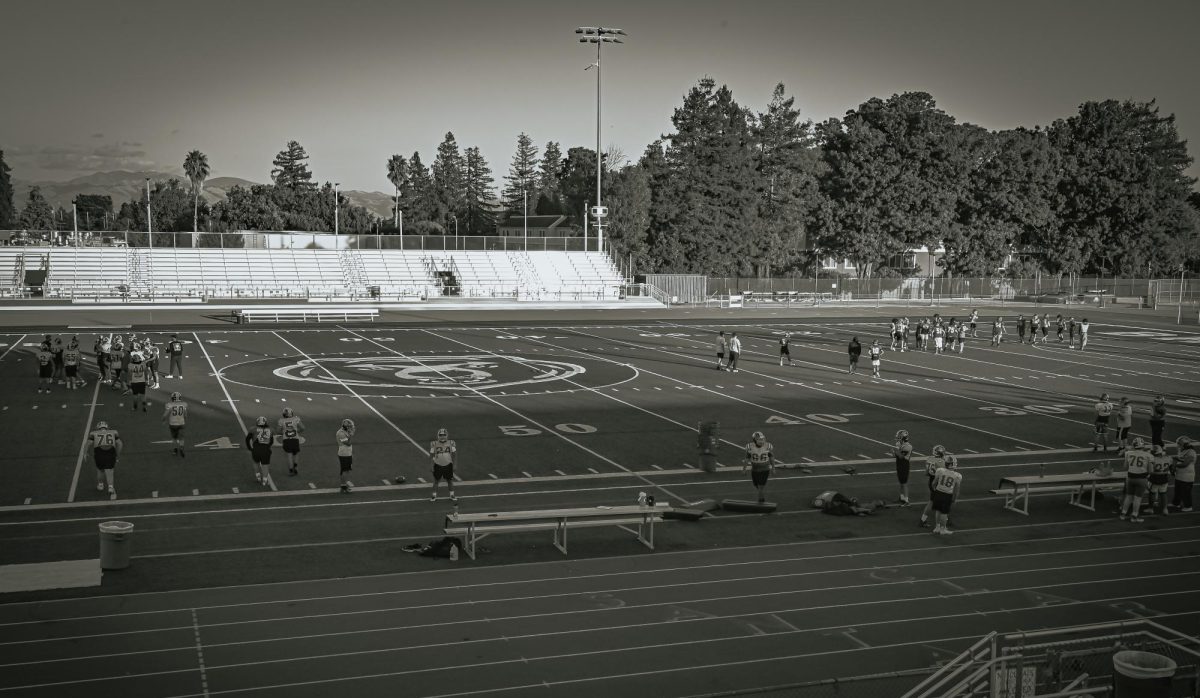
top-left (2, 233), bottom-right (632, 303)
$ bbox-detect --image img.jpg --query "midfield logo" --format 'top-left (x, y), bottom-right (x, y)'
top-left (272, 355), bottom-right (586, 391)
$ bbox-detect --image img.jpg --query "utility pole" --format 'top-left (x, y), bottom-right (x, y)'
top-left (576, 26), bottom-right (625, 254)
top-left (334, 183), bottom-right (340, 238)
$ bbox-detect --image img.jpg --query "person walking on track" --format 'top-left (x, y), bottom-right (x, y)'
top-left (727, 332), bottom-right (741, 372)
top-left (715, 331), bottom-right (728, 370)
top-left (848, 337), bottom-right (862, 374)
top-left (246, 416), bottom-right (275, 488)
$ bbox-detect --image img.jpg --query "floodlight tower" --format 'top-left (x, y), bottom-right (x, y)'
top-left (576, 26), bottom-right (625, 253)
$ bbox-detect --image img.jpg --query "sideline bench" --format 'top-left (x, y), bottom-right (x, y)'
top-left (991, 471), bottom-right (1126, 515)
top-left (233, 307), bottom-right (379, 324)
top-left (444, 504), bottom-right (672, 559)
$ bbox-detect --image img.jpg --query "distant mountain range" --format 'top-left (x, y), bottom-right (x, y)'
top-left (11, 171), bottom-right (396, 220)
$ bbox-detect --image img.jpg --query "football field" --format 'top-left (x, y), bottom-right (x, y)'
top-left (0, 310), bottom-right (1198, 697)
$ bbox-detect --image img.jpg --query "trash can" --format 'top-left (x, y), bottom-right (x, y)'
top-left (1113, 650), bottom-right (1175, 697)
top-left (698, 421), bottom-right (720, 473)
top-left (99, 521), bottom-right (134, 570)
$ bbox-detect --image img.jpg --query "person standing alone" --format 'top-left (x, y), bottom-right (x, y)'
top-left (429, 428), bottom-right (458, 502)
top-left (1149, 396), bottom-right (1167, 447)
top-left (742, 431), bottom-right (776, 504)
top-left (847, 337), bottom-right (862, 374)
top-left (166, 334), bottom-right (184, 379)
top-left (337, 419), bottom-right (356, 493)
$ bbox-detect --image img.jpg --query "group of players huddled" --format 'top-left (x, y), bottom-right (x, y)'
top-left (886, 310), bottom-right (1092, 355)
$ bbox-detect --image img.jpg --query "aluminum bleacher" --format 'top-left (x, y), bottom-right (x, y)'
top-left (32, 242), bottom-right (631, 303)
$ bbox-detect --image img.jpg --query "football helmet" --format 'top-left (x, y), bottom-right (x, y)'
top-left (1130, 437), bottom-right (1145, 450)
top-left (282, 408), bottom-right (294, 418)
top-left (945, 454), bottom-right (959, 469)
top-left (96, 420), bottom-right (108, 430)
top-left (1178, 436), bottom-right (1192, 449)
top-left (437, 428), bottom-right (448, 441)
top-left (341, 419), bottom-right (355, 430)
top-left (256, 416), bottom-right (268, 427)
top-left (170, 391), bottom-right (182, 402)
top-left (751, 431), bottom-right (765, 444)
top-left (1151, 444), bottom-right (1164, 456)
top-left (895, 429), bottom-right (909, 441)
top-left (131, 353), bottom-right (142, 363)
top-left (1100, 392), bottom-right (1109, 401)
top-left (932, 444), bottom-right (946, 457)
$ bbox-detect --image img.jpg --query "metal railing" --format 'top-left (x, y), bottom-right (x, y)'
top-left (0, 230), bottom-right (600, 252)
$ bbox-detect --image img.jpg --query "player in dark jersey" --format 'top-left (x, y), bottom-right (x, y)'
top-left (246, 416), bottom-right (275, 487)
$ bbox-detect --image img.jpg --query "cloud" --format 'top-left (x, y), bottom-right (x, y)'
top-left (7, 142), bottom-right (157, 173)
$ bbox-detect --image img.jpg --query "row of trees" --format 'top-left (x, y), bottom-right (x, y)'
top-left (3, 82), bottom-right (1198, 275)
top-left (613, 83), bottom-right (1199, 277)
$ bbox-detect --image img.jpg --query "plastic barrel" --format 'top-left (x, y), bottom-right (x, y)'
top-left (1112, 650), bottom-right (1175, 697)
top-left (99, 521), bottom-right (134, 570)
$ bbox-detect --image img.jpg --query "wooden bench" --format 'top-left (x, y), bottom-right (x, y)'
top-left (233, 307), bottom-right (379, 324)
top-left (991, 471), bottom-right (1127, 515)
top-left (444, 504), bottom-right (671, 559)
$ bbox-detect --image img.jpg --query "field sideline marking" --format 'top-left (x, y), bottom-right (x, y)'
top-left (269, 332), bottom-right (427, 458)
top-left (0, 447), bottom-right (1105, 518)
top-left (193, 331), bottom-right (250, 449)
top-left (0, 334), bottom-right (27, 362)
top-left (65, 379), bottom-right (103, 503)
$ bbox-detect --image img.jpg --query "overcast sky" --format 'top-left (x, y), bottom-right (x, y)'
top-left (2, 0), bottom-right (1197, 192)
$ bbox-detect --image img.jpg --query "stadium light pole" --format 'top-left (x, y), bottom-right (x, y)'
top-left (145, 178), bottom-right (153, 249)
top-left (333, 183), bottom-right (340, 238)
top-left (576, 26), bottom-right (625, 255)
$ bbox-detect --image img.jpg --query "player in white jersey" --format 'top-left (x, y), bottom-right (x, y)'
top-left (743, 431), bottom-right (776, 503)
top-left (278, 408), bottom-right (306, 476)
top-left (919, 445), bottom-right (947, 527)
top-left (162, 392), bottom-right (188, 457)
top-left (1119, 438), bottom-right (1151, 523)
top-left (930, 459), bottom-right (962, 535)
top-left (127, 352), bottom-right (149, 412)
top-left (868, 341), bottom-right (884, 379)
top-left (86, 420), bottom-right (123, 500)
top-left (429, 428), bottom-right (458, 502)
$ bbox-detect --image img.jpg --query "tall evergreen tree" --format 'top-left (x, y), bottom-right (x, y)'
top-left (18, 186), bottom-right (53, 230)
top-left (558, 147), bottom-right (600, 223)
top-left (605, 165), bottom-right (652, 274)
top-left (538, 141), bottom-right (563, 196)
top-left (270, 140), bottom-right (316, 190)
top-left (648, 78), bottom-right (761, 275)
top-left (0, 150), bottom-right (14, 229)
top-left (183, 149), bottom-right (210, 232)
top-left (462, 146), bottom-right (497, 235)
top-left (752, 83), bottom-right (822, 275)
top-left (431, 132), bottom-right (465, 230)
top-left (386, 154), bottom-right (407, 229)
top-left (404, 152), bottom-right (437, 224)
top-left (502, 133), bottom-right (539, 213)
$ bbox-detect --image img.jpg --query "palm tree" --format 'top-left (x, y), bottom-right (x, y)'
top-left (183, 150), bottom-right (210, 232)
top-left (386, 154), bottom-right (407, 230)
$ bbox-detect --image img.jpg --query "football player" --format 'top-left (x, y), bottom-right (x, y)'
top-left (1093, 393), bottom-right (1113, 452)
top-left (930, 457), bottom-right (962, 535)
top-left (278, 408), bottom-right (305, 476)
top-left (1119, 437), bottom-right (1151, 523)
top-left (246, 416), bottom-right (274, 487)
top-left (86, 420), bottom-right (123, 500)
top-left (893, 429), bottom-right (914, 505)
top-left (743, 431), bottom-right (776, 504)
top-left (919, 445), bottom-right (947, 527)
top-left (429, 428), bottom-right (458, 502)
top-left (162, 391), bottom-right (188, 457)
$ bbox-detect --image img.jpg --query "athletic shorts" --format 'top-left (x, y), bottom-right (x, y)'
top-left (131, 382), bottom-right (146, 395)
top-left (927, 475), bottom-right (936, 492)
top-left (931, 491), bottom-right (954, 514)
top-left (1118, 427), bottom-right (1131, 440)
top-left (970, 322), bottom-right (977, 330)
top-left (39, 365), bottom-right (53, 378)
top-left (339, 455), bottom-right (353, 472)
top-left (934, 337), bottom-right (944, 348)
top-left (65, 365), bottom-right (78, 377)
top-left (895, 457), bottom-right (911, 484)
top-left (780, 346), bottom-right (790, 355)
top-left (893, 332), bottom-right (902, 341)
top-left (111, 368), bottom-right (123, 380)
top-left (433, 463), bottom-right (454, 481)
top-left (94, 449), bottom-right (116, 470)
top-left (169, 425), bottom-right (184, 439)
top-left (1149, 481), bottom-right (1169, 494)
top-left (1124, 477), bottom-right (1149, 497)
top-left (251, 447), bottom-right (272, 465)
top-left (1094, 419), bottom-right (1108, 434)
top-left (717, 352), bottom-right (725, 360)
top-left (871, 359), bottom-right (880, 367)
top-left (750, 468), bottom-right (770, 488)
top-left (282, 438), bottom-right (300, 454)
